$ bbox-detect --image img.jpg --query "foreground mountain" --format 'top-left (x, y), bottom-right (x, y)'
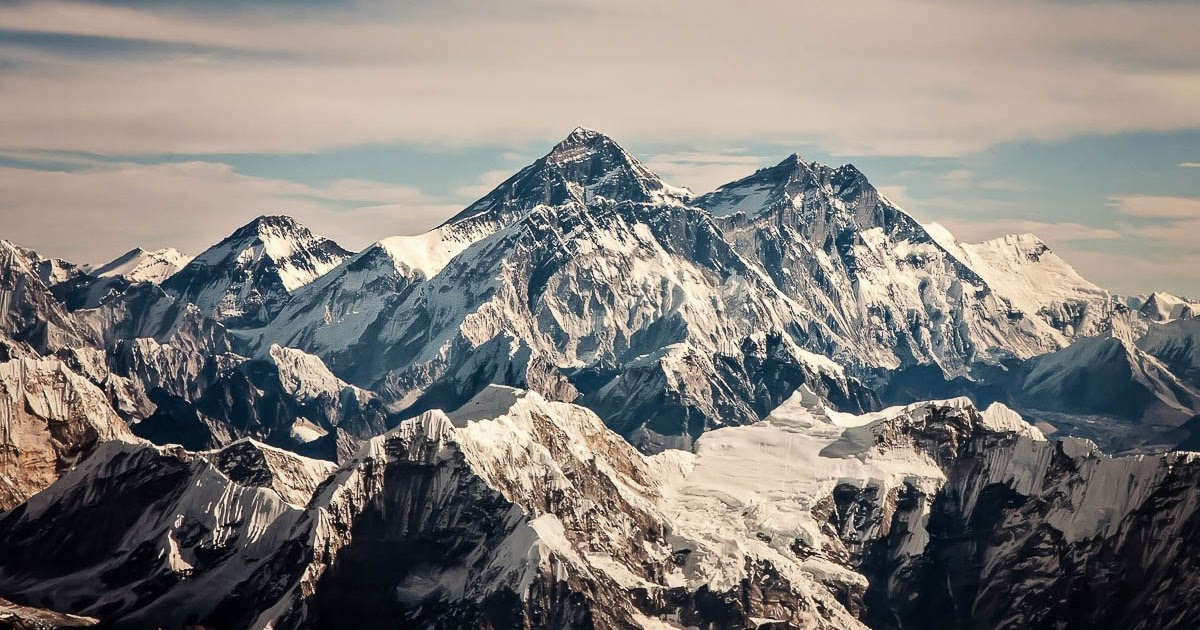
top-left (2, 387), bottom-right (1199, 629)
top-left (0, 357), bottom-right (134, 509)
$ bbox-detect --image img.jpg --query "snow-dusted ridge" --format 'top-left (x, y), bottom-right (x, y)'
top-left (87, 247), bottom-right (193, 284)
top-left (4, 126), bottom-right (1200, 628)
top-left (4, 387), bottom-right (1200, 628)
top-left (15, 127), bottom-right (1185, 450)
top-left (162, 215), bottom-right (352, 327)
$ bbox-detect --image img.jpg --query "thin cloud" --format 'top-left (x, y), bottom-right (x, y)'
top-left (935, 219), bottom-right (1121, 245)
top-left (0, 0), bottom-right (1198, 156)
top-left (1120, 219), bottom-right (1200, 247)
top-left (1058, 249), bottom-right (1200, 298)
top-left (1109, 195), bottom-right (1200, 218)
top-left (453, 170), bottom-right (516, 202)
top-left (937, 169), bottom-right (1027, 192)
top-left (0, 160), bottom-right (461, 263)
top-left (1179, 162), bottom-right (1200, 168)
top-left (643, 151), bottom-right (772, 195)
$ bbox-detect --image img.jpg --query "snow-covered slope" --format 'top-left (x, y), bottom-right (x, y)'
top-left (0, 438), bottom-right (333, 628)
top-left (935, 229), bottom-right (1114, 338)
top-left (34, 256), bottom-right (83, 287)
top-left (252, 132), bottom-right (878, 446)
top-left (163, 215), bottom-right (351, 327)
top-left (699, 158), bottom-right (1094, 379)
top-left (0, 240), bottom-right (93, 355)
top-left (6, 387), bottom-right (1200, 629)
top-left (263, 128), bottom-right (692, 360)
top-left (444, 126), bottom-right (690, 230)
top-left (1137, 317), bottom-right (1200, 389)
top-left (1136, 291), bottom-right (1199, 322)
top-left (88, 247), bottom-right (192, 284)
top-left (1013, 335), bottom-right (1200, 448)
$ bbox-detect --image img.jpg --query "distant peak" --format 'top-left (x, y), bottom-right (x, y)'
top-left (836, 163), bottom-right (864, 177)
top-left (250, 214), bottom-right (299, 229)
top-left (781, 153), bottom-right (805, 167)
top-left (568, 125), bottom-right (602, 139)
top-left (987, 233), bottom-right (1048, 248)
top-left (228, 215), bottom-right (305, 240)
top-left (731, 153), bottom-right (818, 185)
top-left (547, 126), bottom-right (625, 162)
top-left (439, 128), bottom-right (687, 228)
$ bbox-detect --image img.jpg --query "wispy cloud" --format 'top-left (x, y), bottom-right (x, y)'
top-left (643, 151), bottom-right (771, 194)
top-left (1180, 162), bottom-right (1200, 168)
top-left (453, 170), bottom-right (516, 202)
top-left (0, 160), bottom-right (461, 262)
top-left (937, 169), bottom-right (1027, 192)
top-left (0, 0), bottom-right (1197, 156)
top-left (1059, 250), bottom-right (1200, 299)
top-left (1107, 194), bottom-right (1200, 248)
top-left (935, 219), bottom-right (1121, 245)
top-left (1109, 194), bottom-right (1200, 218)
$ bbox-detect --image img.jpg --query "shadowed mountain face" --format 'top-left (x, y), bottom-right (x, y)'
top-left (1, 129), bottom-right (1199, 629)
top-left (3, 389), bottom-right (1200, 630)
top-left (162, 215), bottom-right (352, 328)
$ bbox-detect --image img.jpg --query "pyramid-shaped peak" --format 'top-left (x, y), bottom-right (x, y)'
top-left (208, 215), bottom-right (351, 266)
top-left (546, 126), bottom-right (631, 163)
top-left (566, 125), bottom-right (604, 140)
top-left (164, 214), bottom-right (353, 325)
top-left (441, 128), bottom-right (689, 229)
top-left (228, 214), bottom-right (305, 240)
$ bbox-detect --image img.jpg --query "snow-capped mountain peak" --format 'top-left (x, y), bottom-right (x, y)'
top-left (88, 246), bottom-right (192, 284)
top-left (162, 214), bottom-right (352, 327)
top-left (938, 230), bottom-right (1112, 338)
top-left (442, 128), bottom-right (690, 233)
top-left (698, 153), bottom-right (873, 220)
top-left (1138, 291), bottom-right (1199, 322)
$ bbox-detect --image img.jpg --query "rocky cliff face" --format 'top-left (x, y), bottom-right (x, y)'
top-left (0, 438), bottom-right (332, 629)
top-left (2, 128), bottom-right (1200, 629)
top-left (857, 410), bottom-right (1200, 629)
top-left (0, 357), bottom-right (134, 509)
top-left (0, 241), bottom-right (95, 356)
top-left (4, 387), bottom-right (1199, 629)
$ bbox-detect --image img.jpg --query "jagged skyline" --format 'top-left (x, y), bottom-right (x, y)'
top-left (0, 1), bottom-right (1197, 296)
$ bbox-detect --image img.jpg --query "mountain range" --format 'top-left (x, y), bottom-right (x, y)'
top-left (1, 128), bottom-right (1198, 629)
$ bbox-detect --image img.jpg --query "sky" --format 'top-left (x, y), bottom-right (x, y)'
top-left (0, 0), bottom-right (1197, 296)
